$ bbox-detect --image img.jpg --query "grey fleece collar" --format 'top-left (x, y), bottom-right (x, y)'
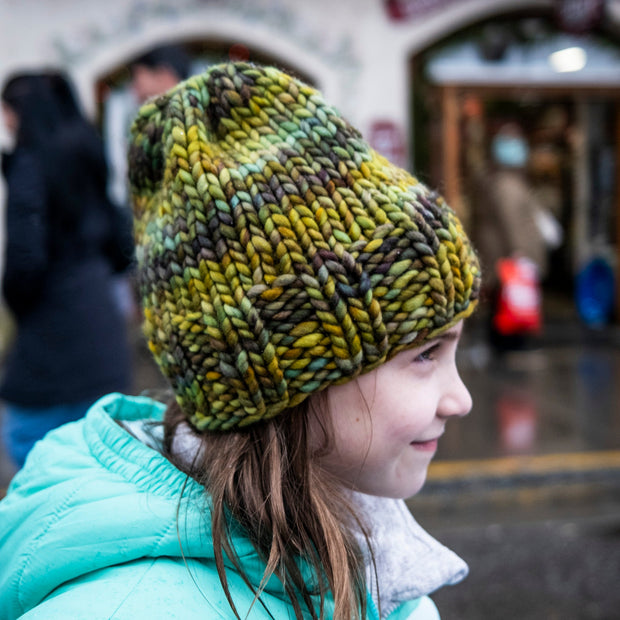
top-left (351, 492), bottom-right (468, 618)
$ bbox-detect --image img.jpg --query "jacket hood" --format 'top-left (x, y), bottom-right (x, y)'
top-left (0, 393), bottom-right (266, 617)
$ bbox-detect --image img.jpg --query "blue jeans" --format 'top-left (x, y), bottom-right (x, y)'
top-left (1, 399), bottom-right (95, 468)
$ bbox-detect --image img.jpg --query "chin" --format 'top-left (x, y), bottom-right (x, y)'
top-left (399, 471), bottom-right (429, 500)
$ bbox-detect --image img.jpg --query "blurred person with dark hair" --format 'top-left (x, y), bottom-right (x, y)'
top-left (104, 44), bottom-right (191, 232)
top-left (130, 43), bottom-right (191, 103)
top-left (104, 44), bottom-right (193, 318)
top-left (0, 71), bottom-right (132, 468)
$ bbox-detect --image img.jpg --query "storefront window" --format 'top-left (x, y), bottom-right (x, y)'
top-left (411, 15), bottom-right (620, 320)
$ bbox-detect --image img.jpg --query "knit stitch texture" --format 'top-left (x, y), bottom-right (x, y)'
top-left (128, 62), bottom-right (480, 431)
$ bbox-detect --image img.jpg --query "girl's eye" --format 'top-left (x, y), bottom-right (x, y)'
top-left (414, 343), bottom-right (441, 363)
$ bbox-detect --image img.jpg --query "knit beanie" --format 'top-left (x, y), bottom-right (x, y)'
top-left (128, 62), bottom-right (480, 431)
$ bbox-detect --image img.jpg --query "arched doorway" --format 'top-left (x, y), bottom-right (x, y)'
top-left (410, 12), bottom-right (620, 325)
top-left (95, 38), bottom-right (317, 207)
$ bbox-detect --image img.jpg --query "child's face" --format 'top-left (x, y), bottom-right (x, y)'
top-left (318, 321), bottom-right (471, 499)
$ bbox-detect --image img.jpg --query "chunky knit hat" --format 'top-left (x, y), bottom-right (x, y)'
top-left (129, 62), bottom-right (480, 431)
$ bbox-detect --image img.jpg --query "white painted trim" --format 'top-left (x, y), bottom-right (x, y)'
top-left (72, 16), bottom-right (339, 117)
top-left (391, 0), bottom-right (554, 56)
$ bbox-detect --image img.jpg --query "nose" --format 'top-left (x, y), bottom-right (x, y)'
top-left (438, 366), bottom-right (472, 419)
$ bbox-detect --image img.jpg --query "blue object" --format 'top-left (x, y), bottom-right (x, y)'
top-left (576, 257), bottom-right (615, 327)
top-left (2, 398), bottom-right (94, 467)
top-left (491, 135), bottom-right (529, 168)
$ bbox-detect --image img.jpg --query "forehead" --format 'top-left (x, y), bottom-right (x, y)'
top-left (434, 322), bottom-right (464, 341)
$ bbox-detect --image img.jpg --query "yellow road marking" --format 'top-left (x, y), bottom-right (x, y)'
top-left (428, 451), bottom-right (620, 481)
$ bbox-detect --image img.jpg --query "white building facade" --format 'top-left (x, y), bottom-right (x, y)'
top-left (1, 0), bottom-right (620, 320)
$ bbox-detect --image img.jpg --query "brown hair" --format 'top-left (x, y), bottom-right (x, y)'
top-left (162, 393), bottom-right (373, 620)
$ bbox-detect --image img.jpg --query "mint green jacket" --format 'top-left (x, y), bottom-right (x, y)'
top-left (0, 393), bottom-right (439, 619)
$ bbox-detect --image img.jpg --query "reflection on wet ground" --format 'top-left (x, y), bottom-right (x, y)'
top-left (445, 332), bottom-right (620, 461)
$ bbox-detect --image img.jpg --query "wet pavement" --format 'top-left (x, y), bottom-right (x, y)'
top-left (409, 317), bottom-right (620, 530)
top-left (429, 514), bottom-right (620, 620)
top-left (446, 320), bottom-right (620, 460)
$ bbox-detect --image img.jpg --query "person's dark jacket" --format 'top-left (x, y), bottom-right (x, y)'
top-left (0, 123), bottom-right (132, 407)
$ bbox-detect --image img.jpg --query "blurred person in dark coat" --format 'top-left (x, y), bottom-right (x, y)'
top-left (0, 71), bottom-right (133, 468)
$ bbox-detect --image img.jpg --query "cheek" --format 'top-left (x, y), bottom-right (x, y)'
top-left (371, 380), bottom-right (438, 442)
top-left (320, 382), bottom-right (374, 471)
top-left (332, 405), bottom-right (372, 456)
top-left (327, 378), bottom-right (372, 429)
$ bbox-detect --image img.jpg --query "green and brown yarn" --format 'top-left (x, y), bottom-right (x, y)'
top-left (128, 62), bottom-right (480, 432)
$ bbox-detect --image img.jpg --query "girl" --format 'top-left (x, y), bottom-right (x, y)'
top-left (0, 62), bottom-right (480, 619)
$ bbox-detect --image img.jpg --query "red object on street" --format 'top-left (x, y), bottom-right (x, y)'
top-left (497, 392), bottom-right (538, 453)
top-left (493, 257), bottom-right (542, 335)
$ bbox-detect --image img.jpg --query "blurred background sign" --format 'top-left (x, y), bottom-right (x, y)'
top-left (554, 0), bottom-right (604, 34)
top-left (368, 120), bottom-right (407, 168)
top-left (385, 0), bottom-right (459, 21)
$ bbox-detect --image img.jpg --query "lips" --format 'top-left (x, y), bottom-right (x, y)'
top-left (410, 438), bottom-right (439, 451)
